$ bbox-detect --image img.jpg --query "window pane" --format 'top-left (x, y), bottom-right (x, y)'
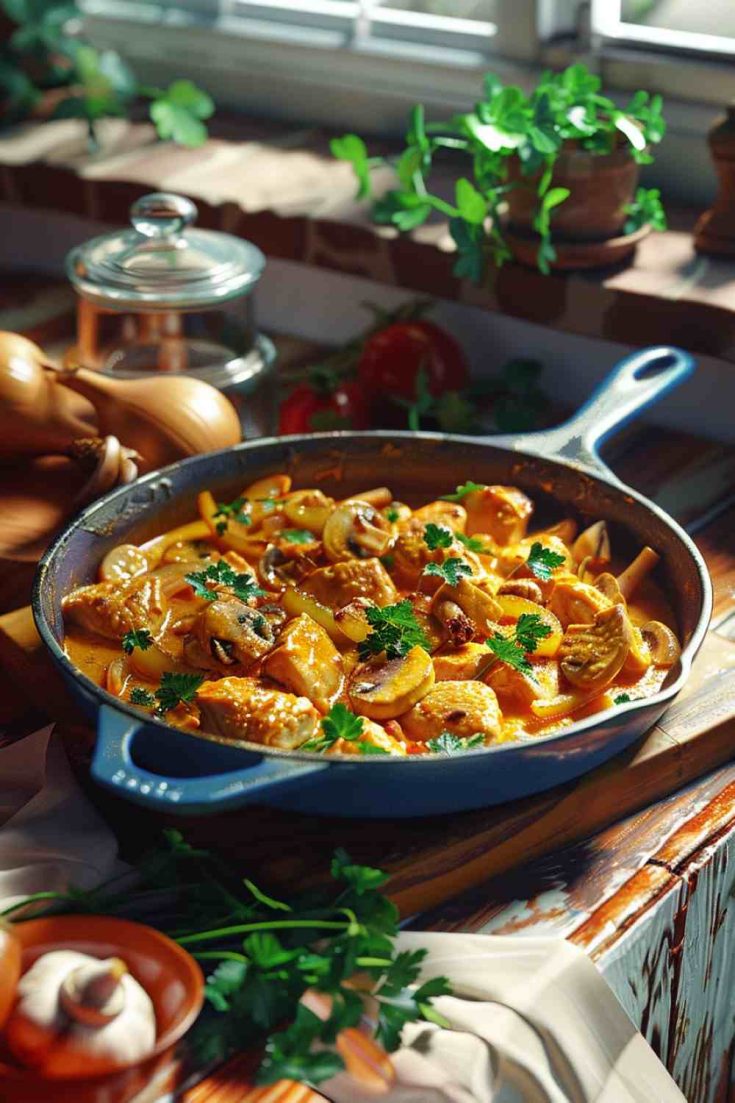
top-left (373, 0), bottom-right (496, 20)
top-left (620, 0), bottom-right (735, 38)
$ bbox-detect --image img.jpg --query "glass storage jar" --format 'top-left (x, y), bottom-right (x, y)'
top-left (65, 192), bottom-right (277, 438)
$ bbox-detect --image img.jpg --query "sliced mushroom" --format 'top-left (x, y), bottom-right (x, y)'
top-left (617, 546), bottom-right (660, 601)
top-left (334, 597), bottom-right (373, 643)
top-left (434, 577), bottom-right (502, 637)
top-left (572, 521), bottom-right (611, 569)
top-left (434, 599), bottom-right (475, 647)
top-left (594, 572), bottom-right (625, 604)
top-left (258, 544), bottom-right (313, 592)
top-left (411, 500), bottom-right (467, 531)
top-left (195, 600), bottom-right (277, 669)
top-left (323, 501), bottom-right (392, 562)
top-left (641, 620), bottom-right (681, 667)
top-left (559, 605), bottom-right (633, 692)
top-left (349, 645), bottom-right (435, 721)
top-left (342, 487), bottom-right (393, 508)
top-left (400, 680), bottom-right (502, 744)
top-left (497, 578), bottom-right (543, 604)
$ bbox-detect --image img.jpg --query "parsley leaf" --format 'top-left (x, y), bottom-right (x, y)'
top-left (440, 480), bottom-right (485, 502)
top-left (423, 523), bottom-right (453, 550)
top-left (130, 686), bottom-right (155, 707)
top-left (614, 692), bottom-right (632, 704)
top-left (526, 540), bottom-right (565, 581)
top-left (386, 507), bottom-right (400, 523)
top-left (427, 732), bottom-right (484, 754)
top-left (280, 529), bottom-right (315, 545)
top-left (213, 496), bottom-right (252, 536)
top-left (186, 561), bottom-right (265, 604)
top-left (121, 628), bottom-right (153, 655)
top-left (154, 672), bottom-right (204, 714)
top-left (515, 612), bottom-right (553, 652)
top-left (358, 601), bottom-right (430, 660)
top-left (423, 558), bottom-right (472, 586)
top-left (484, 613), bottom-right (552, 676)
top-left (456, 532), bottom-right (487, 553)
top-left (302, 702), bottom-right (364, 753)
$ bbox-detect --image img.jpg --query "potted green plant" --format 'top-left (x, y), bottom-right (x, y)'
top-left (332, 63), bottom-right (666, 278)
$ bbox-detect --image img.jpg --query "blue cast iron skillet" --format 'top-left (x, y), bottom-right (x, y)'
top-left (33, 347), bottom-right (712, 817)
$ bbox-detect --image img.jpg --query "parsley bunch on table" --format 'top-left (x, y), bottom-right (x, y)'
top-left (3, 832), bottom-right (451, 1088)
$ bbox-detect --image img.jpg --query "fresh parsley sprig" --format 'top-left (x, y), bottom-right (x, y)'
top-left (423, 558), bottom-right (472, 586)
top-left (423, 523), bottom-right (453, 550)
top-left (426, 732), bottom-right (484, 754)
top-left (358, 601), bottom-right (430, 660)
top-left (154, 672), bottom-right (204, 714)
top-left (302, 703), bottom-right (390, 755)
top-left (186, 560), bottom-right (265, 604)
top-left (213, 496), bottom-right (252, 536)
top-left (481, 612), bottom-right (552, 678)
top-left (130, 686), bottom-right (155, 707)
top-left (456, 532), bottom-right (487, 553)
top-left (440, 480), bottom-right (485, 502)
top-left (121, 628), bottom-right (153, 654)
top-left (281, 529), bottom-right (316, 545)
top-left (525, 541), bottom-right (565, 581)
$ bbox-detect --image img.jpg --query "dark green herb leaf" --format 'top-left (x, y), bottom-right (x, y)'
top-left (423, 523), bottom-right (453, 550)
top-left (121, 628), bottom-right (153, 654)
top-left (129, 686), bottom-right (155, 707)
top-left (614, 693), bottom-right (632, 705)
top-left (526, 541), bottom-right (565, 581)
top-left (426, 732), bottom-right (484, 753)
top-left (301, 702), bottom-right (364, 753)
top-left (186, 561), bottom-right (265, 604)
top-left (154, 672), bottom-right (204, 714)
top-left (440, 480), bottom-right (485, 502)
top-left (358, 601), bottom-right (430, 660)
top-left (456, 532), bottom-right (486, 553)
top-left (423, 558), bottom-right (472, 586)
top-left (280, 529), bottom-right (315, 545)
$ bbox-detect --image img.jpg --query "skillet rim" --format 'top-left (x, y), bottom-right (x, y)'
top-left (32, 429), bottom-right (714, 767)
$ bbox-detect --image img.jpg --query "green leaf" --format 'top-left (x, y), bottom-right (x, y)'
top-left (129, 687), bottom-right (155, 708)
top-left (408, 102), bottom-right (428, 151)
top-left (280, 529), bottom-right (314, 545)
top-left (331, 132), bottom-right (372, 199)
top-left (185, 561), bottom-right (264, 604)
top-left (541, 185), bottom-right (570, 213)
top-left (455, 177), bottom-right (486, 225)
top-left (525, 541), bottom-right (565, 581)
top-left (154, 672), bottom-right (204, 714)
top-left (243, 879), bottom-right (292, 912)
top-left (614, 693), bottom-right (632, 705)
top-left (301, 702), bottom-right (364, 753)
top-left (440, 480), bottom-right (485, 502)
top-left (150, 80), bottom-right (214, 147)
top-left (358, 601), bottom-right (430, 660)
top-left (121, 628), bottom-right (154, 655)
top-left (423, 558), bottom-right (472, 586)
top-left (426, 732), bottom-right (484, 753)
top-left (456, 532), bottom-right (486, 553)
top-left (423, 523), bottom-right (453, 550)
top-left (332, 849), bottom-right (390, 894)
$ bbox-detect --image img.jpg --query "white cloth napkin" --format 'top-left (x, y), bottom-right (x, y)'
top-left (0, 729), bottom-right (685, 1102)
top-left (0, 725), bottom-right (121, 909)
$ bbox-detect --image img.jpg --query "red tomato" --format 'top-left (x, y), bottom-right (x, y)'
top-left (279, 381), bottom-right (371, 435)
top-left (358, 320), bottom-right (469, 400)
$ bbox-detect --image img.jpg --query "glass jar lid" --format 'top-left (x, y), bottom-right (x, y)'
top-left (66, 193), bottom-right (266, 310)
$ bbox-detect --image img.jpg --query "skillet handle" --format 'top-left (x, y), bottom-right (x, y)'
top-left (493, 346), bottom-right (695, 479)
top-left (91, 706), bottom-right (328, 815)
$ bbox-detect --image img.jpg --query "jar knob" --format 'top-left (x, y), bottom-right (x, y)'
top-left (130, 193), bottom-right (197, 239)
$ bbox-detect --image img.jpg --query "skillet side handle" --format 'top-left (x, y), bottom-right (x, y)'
top-left (493, 347), bottom-right (695, 479)
top-left (92, 706), bottom-right (328, 815)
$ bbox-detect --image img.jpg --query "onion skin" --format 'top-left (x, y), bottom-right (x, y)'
top-left (0, 331), bottom-right (93, 455)
top-left (0, 921), bottom-right (22, 1031)
top-left (59, 368), bottom-right (242, 473)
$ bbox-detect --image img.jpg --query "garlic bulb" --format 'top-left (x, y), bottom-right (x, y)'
top-left (5, 949), bottom-right (157, 1077)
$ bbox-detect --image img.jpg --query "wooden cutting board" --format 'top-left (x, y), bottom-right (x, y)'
top-left (1, 605), bottom-right (734, 918)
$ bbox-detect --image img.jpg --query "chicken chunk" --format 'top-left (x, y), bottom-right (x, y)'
top-left (193, 599), bottom-right (277, 669)
top-left (301, 558), bottom-right (397, 610)
top-left (400, 680), bottom-right (502, 744)
top-left (329, 717), bottom-right (406, 757)
top-left (548, 578), bottom-right (612, 628)
top-left (433, 577), bottom-right (502, 637)
top-left (432, 643), bottom-right (488, 681)
top-left (463, 486), bottom-right (533, 545)
top-left (392, 518), bottom-right (480, 589)
top-left (197, 677), bottom-right (319, 749)
top-left (409, 501), bottom-right (467, 531)
top-left (486, 657), bottom-right (559, 708)
top-left (62, 576), bottom-right (165, 641)
top-left (263, 613), bottom-right (344, 712)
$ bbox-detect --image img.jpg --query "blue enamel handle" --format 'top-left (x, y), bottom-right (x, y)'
top-left (494, 346), bottom-right (695, 478)
top-left (92, 705), bottom-right (327, 815)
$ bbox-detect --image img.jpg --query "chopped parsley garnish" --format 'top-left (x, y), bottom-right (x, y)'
top-left (257, 496), bottom-right (278, 512)
top-left (484, 613), bottom-right (552, 676)
top-left (526, 541), bottom-right (566, 581)
top-left (186, 560), bottom-right (265, 604)
top-left (386, 507), bottom-right (400, 523)
top-left (427, 732), bottom-right (484, 754)
top-left (130, 686), bottom-right (155, 707)
top-left (614, 693), bottom-right (632, 705)
top-left (302, 702), bottom-right (388, 755)
top-left (423, 558), bottom-right (472, 586)
top-left (121, 628), bottom-right (153, 655)
top-left (440, 480), bottom-right (485, 502)
top-left (154, 672), bottom-right (204, 714)
top-left (358, 601), bottom-right (430, 660)
top-left (423, 523), bottom-right (453, 550)
top-left (213, 496), bottom-right (252, 535)
top-left (456, 532), bottom-right (486, 553)
top-left (281, 529), bottom-right (315, 545)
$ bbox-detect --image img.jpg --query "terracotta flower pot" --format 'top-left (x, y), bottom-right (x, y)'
top-left (505, 144), bottom-right (640, 243)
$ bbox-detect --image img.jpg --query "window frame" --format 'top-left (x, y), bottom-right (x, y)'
top-left (592, 0), bottom-right (735, 61)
